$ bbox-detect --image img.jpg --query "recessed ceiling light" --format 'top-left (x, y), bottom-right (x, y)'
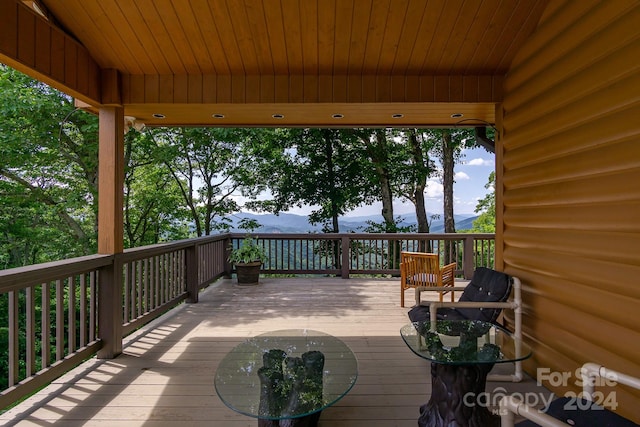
top-left (392, 113), bottom-right (404, 119)
top-left (272, 114), bottom-right (284, 119)
top-left (332, 113), bottom-right (344, 119)
top-left (212, 114), bottom-right (225, 119)
top-left (451, 113), bottom-right (464, 118)
top-left (152, 113), bottom-right (165, 119)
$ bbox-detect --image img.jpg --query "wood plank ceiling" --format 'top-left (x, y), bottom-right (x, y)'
top-left (32, 0), bottom-right (549, 127)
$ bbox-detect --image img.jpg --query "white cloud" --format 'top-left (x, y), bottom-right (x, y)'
top-left (426, 180), bottom-right (444, 197)
top-left (466, 158), bottom-right (494, 166)
top-left (455, 171), bottom-right (470, 180)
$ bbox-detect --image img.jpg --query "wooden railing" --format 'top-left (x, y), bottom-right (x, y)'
top-left (230, 232), bottom-right (495, 279)
top-left (0, 232), bottom-right (493, 409)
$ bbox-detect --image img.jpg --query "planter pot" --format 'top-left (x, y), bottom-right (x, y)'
top-left (235, 261), bottom-right (262, 285)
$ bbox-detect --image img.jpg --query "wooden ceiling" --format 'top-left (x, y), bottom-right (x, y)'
top-left (25, 0), bottom-right (549, 127)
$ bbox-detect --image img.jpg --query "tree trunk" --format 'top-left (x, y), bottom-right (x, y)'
top-left (408, 129), bottom-right (431, 252)
top-left (442, 130), bottom-right (455, 264)
top-left (374, 130), bottom-right (395, 231)
top-left (408, 131), bottom-right (429, 226)
top-left (442, 130), bottom-right (455, 234)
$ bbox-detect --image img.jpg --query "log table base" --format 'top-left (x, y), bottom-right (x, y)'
top-left (418, 362), bottom-right (500, 427)
top-left (258, 412), bottom-right (321, 427)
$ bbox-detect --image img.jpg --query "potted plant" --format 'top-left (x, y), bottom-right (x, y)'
top-left (228, 235), bottom-right (268, 285)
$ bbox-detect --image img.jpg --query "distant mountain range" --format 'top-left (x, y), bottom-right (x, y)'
top-left (227, 212), bottom-right (478, 233)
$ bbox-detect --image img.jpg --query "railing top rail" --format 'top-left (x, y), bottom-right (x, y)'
top-left (230, 232), bottom-right (495, 239)
top-left (120, 234), bottom-right (229, 262)
top-left (0, 254), bottom-right (113, 293)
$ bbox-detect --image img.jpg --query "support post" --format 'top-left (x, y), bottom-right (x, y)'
top-left (97, 257), bottom-right (122, 358)
top-left (463, 236), bottom-right (475, 279)
top-left (186, 244), bottom-right (199, 303)
top-left (96, 106), bottom-right (124, 359)
top-left (224, 235), bottom-right (233, 278)
top-left (341, 236), bottom-right (350, 279)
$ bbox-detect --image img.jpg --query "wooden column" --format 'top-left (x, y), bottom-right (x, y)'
top-left (97, 106), bottom-right (124, 358)
top-left (494, 104), bottom-right (504, 272)
top-left (98, 107), bottom-right (124, 254)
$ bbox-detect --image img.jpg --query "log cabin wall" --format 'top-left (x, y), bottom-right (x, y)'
top-left (499, 0), bottom-right (640, 420)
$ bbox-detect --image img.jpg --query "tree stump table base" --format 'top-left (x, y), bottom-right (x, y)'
top-left (258, 412), bottom-right (321, 427)
top-left (418, 362), bottom-right (499, 427)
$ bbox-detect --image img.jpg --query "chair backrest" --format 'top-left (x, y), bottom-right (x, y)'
top-left (401, 252), bottom-right (440, 286)
top-left (457, 267), bottom-right (512, 322)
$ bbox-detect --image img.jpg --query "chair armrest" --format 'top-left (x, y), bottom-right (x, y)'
top-left (440, 262), bottom-right (456, 286)
top-left (417, 286), bottom-right (468, 293)
top-left (581, 363), bottom-right (640, 397)
top-left (429, 301), bottom-right (515, 309)
top-left (499, 396), bottom-right (570, 427)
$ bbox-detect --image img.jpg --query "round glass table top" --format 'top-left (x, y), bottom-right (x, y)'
top-left (214, 329), bottom-right (358, 420)
top-left (401, 320), bottom-right (532, 365)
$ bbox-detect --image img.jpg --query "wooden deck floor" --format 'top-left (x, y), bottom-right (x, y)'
top-left (1, 277), bottom-right (551, 426)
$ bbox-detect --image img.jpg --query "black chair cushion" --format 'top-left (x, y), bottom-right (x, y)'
top-left (456, 267), bottom-right (511, 322)
top-left (407, 267), bottom-right (512, 324)
top-left (516, 396), bottom-right (639, 427)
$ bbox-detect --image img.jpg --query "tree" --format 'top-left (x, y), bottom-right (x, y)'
top-left (123, 130), bottom-right (191, 247)
top-left (265, 128), bottom-right (371, 233)
top-left (0, 65), bottom-right (99, 265)
top-left (352, 128), bottom-right (403, 233)
top-left (471, 171), bottom-right (496, 233)
top-left (148, 127), bottom-right (277, 236)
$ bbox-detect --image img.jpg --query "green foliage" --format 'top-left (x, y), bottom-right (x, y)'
top-left (147, 127), bottom-right (279, 236)
top-left (228, 237), bottom-right (268, 264)
top-left (471, 171), bottom-right (496, 233)
top-left (260, 128), bottom-right (374, 233)
top-left (123, 130), bottom-right (191, 247)
top-left (0, 65), bottom-right (98, 265)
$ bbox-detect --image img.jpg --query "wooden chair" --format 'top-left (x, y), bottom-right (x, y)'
top-left (399, 251), bottom-right (456, 307)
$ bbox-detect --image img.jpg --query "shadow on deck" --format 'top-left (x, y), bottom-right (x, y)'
top-left (1, 277), bottom-right (552, 426)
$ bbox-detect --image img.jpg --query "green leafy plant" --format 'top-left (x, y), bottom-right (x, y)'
top-left (228, 236), bottom-right (268, 264)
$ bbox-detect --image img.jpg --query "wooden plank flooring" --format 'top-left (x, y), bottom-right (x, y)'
top-left (1, 277), bottom-right (552, 426)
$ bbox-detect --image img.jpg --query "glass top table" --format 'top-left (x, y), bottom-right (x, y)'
top-left (400, 319), bottom-right (531, 365)
top-left (215, 329), bottom-right (357, 426)
top-left (401, 320), bottom-right (532, 427)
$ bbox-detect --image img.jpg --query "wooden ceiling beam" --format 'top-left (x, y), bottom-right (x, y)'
top-left (121, 73), bottom-right (504, 105)
top-left (1, 0), bottom-right (101, 105)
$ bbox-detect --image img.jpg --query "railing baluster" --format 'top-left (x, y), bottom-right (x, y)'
top-left (137, 260), bottom-right (143, 319)
top-left (68, 275), bottom-right (76, 354)
top-left (143, 257), bottom-right (148, 313)
top-left (154, 255), bottom-right (160, 308)
top-left (150, 256), bottom-right (156, 309)
top-left (42, 282), bottom-right (51, 369)
top-left (56, 279), bottom-right (63, 361)
top-left (90, 272), bottom-right (96, 343)
top-left (8, 290), bottom-right (18, 387)
top-left (80, 273), bottom-right (87, 347)
top-left (26, 286), bottom-right (35, 377)
top-left (124, 262), bottom-right (131, 322)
